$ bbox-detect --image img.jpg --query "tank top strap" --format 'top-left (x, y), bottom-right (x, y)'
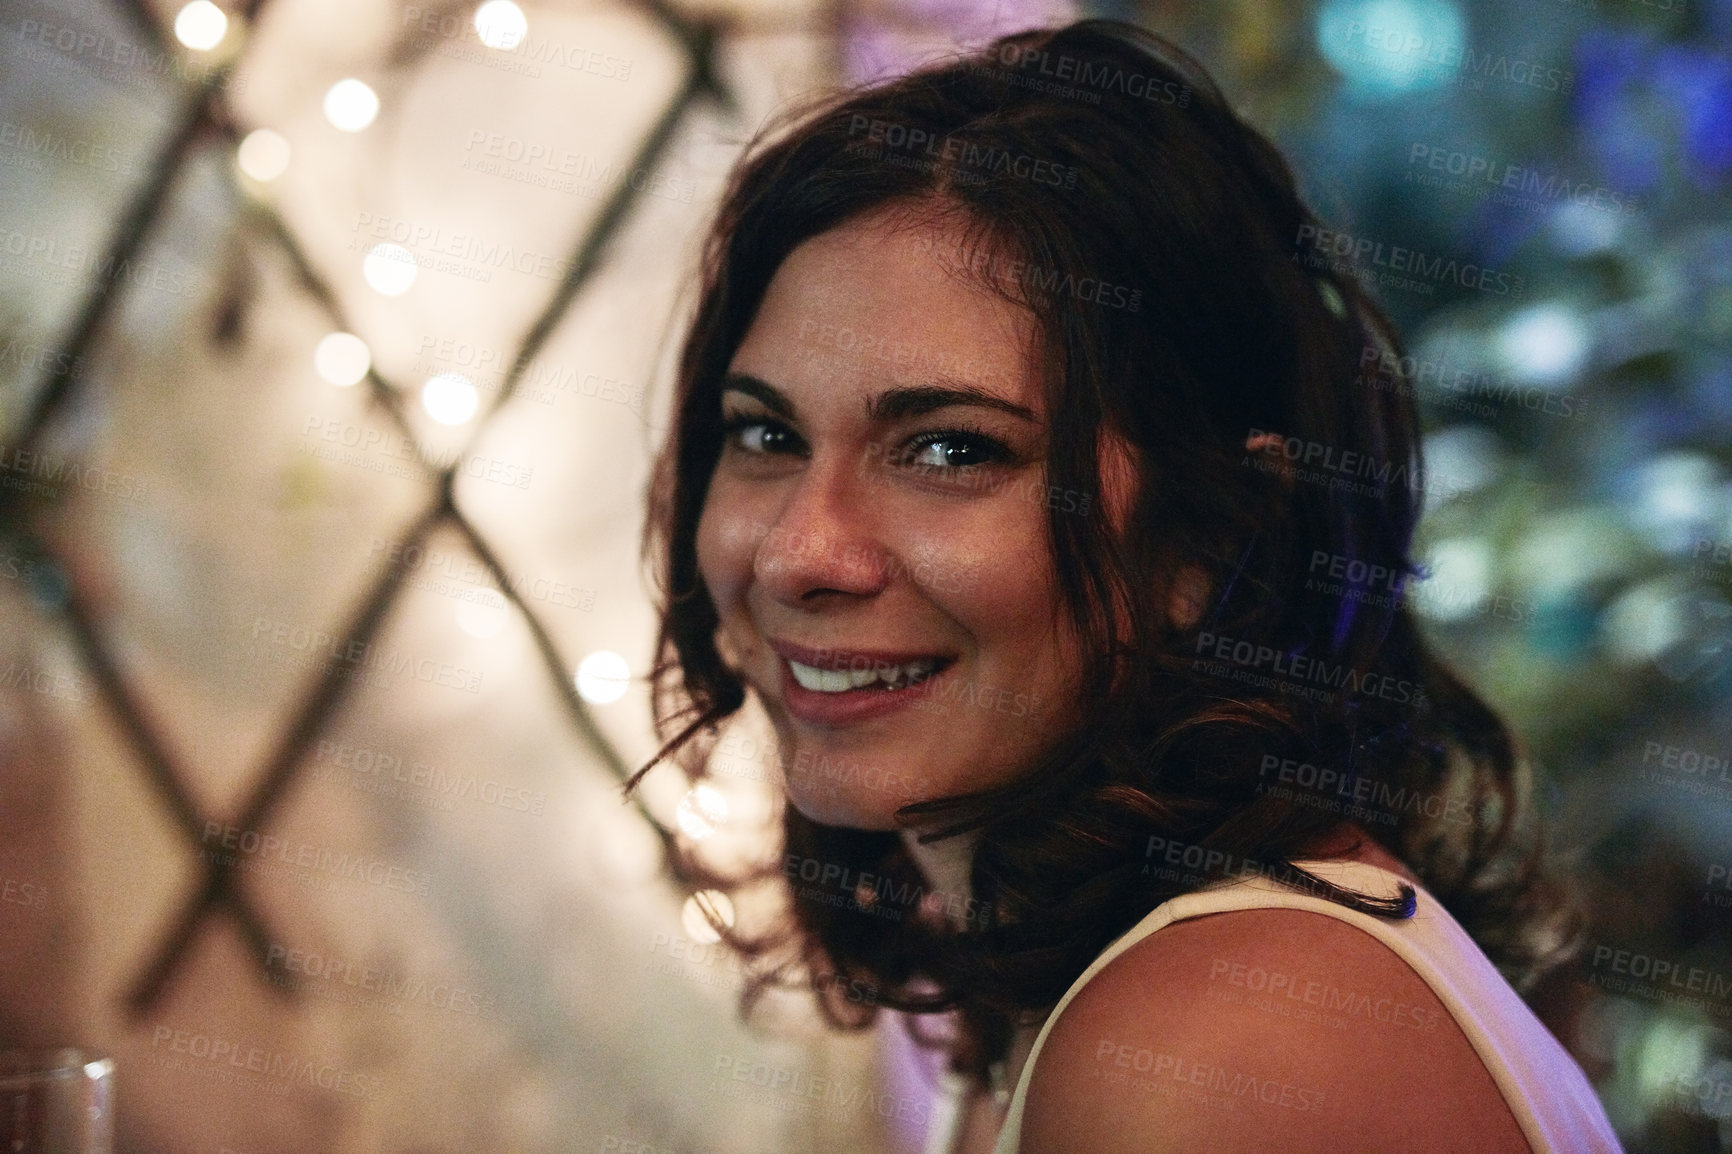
top-left (989, 858), bottom-right (1620, 1154)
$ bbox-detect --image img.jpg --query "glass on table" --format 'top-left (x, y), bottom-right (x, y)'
top-left (0, 1049), bottom-right (113, 1154)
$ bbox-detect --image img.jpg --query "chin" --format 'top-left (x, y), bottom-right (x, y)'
top-left (781, 778), bottom-right (906, 832)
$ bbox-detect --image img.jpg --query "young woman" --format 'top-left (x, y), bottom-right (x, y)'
top-left (629, 19), bottom-right (1623, 1153)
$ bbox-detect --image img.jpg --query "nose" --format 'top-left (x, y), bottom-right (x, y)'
top-left (754, 452), bottom-right (891, 605)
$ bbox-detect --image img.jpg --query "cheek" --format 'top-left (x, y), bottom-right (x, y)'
top-left (695, 491), bottom-right (752, 611)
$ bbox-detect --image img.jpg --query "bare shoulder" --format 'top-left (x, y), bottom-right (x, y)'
top-left (1015, 906), bottom-right (1533, 1154)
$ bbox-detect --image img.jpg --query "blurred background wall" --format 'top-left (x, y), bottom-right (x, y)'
top-left (0, 0), bottom-right (1727, 1150)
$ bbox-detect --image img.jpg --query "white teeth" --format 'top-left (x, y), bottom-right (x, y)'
top-left (789, 658), bottom-right (940, 693)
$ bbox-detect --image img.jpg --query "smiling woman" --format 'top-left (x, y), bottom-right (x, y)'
top-left (626, 18), bottom-right (1621, 1154)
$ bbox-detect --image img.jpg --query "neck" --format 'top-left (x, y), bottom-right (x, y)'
top-left (899, 825), bottom-right (979, 930)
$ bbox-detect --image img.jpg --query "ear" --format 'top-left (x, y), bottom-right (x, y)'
top-left (1167, 564), bottom-right (1209, 631)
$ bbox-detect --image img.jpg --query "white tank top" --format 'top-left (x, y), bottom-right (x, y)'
top-left (970, 857), bottom-right (1622, 1154)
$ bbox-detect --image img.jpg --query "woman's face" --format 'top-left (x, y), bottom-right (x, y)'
top-left (695, 205), bottom-right (1111, 831)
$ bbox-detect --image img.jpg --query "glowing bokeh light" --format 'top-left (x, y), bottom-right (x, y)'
top-left (174, 1), bottom-right (227, 50)
top-left (323, 78), bottom-right (380, 132)
top-left (675, 784), bottom-right (729, 839)
top-left (1316, 0), bottom-right (1467, 96)
top-left (474, 1), bottom-right (528, 50)
top-left (236, 129), bottom-right (291, 181)
top-left (1496, 303), bottom-right (1590, 387)
top-left (313, 332), bottom-right (371, 386)
top-left (1413, 537), bottom-right (1491, 621)
top-left (362, 243), bottom-right (417, 295)
top-left (575, 650), bottom-right (631, 703)
top-left (422, 373), bottom-right (480, 425)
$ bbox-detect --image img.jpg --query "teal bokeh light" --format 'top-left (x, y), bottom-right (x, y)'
top-left (1316, 0), bottom-right (1468, 98)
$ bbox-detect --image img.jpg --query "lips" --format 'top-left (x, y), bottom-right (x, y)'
top-left (768, 638), bottom-right (956, 672)
top-left (766, 637), bottom-right (959, 726)
top-left (787, 655), bottom-right (943, 692)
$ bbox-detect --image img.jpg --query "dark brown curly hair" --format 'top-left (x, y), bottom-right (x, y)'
top-left (626, 18), bottom-right (1583, 1086)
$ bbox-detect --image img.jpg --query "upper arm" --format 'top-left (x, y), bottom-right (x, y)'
top-left (1015, 908), bottom-right (1532, 1154)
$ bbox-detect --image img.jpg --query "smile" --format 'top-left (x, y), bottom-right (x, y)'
top-left (786, 657), bottom-right (945, 693)
top-left (767, 639), bottom-right (960, 726)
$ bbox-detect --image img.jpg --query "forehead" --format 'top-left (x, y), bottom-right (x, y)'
top-left (729, 207), bottom-right (1045, 418)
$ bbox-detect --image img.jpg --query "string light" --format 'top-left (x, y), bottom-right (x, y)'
top-left (313, 332), bottom-right (371, 386)
top-left (474, 1), bottom-right (528, 51)
top-left (575, 650), bottom-right (630, 703)
top-left (362, 243), bottom-right (418, 295)
top-left (323, 78), bottom-right (380, 132)
top-left (236, 129), bottom-right (291, 181)
top-left (422, 373), bottom-right (480, 425)
top-left (676, 784), bottom-right (729, 839)
top-left (173, 1), bottom-right (227, 50)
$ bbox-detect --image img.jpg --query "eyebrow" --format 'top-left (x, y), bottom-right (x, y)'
top-left (721, 371), bottom-right (1039, 425)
